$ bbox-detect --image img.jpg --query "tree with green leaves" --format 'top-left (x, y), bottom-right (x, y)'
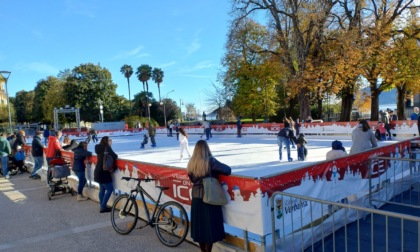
top-left (33, 76), bottom-right (62, 123)
top-left (221, 18), bottom-right (281, 122)
top-left (15, 90), bottom-right (35, 124)
top-left (120, 64), bottom-right (134, 113)
top-left (136, 64), bottom-right (153, 120)
top-left (64, 63), bottom-right (119, 122)
top-left (42, 80), bottom-right (66, 123)
top-left (152, 68), bottom-right (164, 102)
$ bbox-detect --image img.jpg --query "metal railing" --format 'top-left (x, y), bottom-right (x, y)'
top-left (368, 148), bottom-right (420, 210)
top-left (270, 191), bottom-right (420, 252)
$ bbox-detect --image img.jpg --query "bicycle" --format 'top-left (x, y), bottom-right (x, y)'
top-left (111, 177), bottom-right (189, 247)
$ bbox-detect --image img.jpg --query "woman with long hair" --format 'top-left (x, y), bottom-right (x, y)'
top-left (349, 119), bottom-right (378, 155)
top-left (187, 140), bottom-right (231, 252)
top-left (94, 136), bottom-right (118, 213)
top-left (178, 127), bottom-right (191, 162)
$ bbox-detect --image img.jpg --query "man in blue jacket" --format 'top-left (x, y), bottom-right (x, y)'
top-left (30, 131), bottom-right (44, 179)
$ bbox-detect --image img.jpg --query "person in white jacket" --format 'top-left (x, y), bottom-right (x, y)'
top-left (179, 127), bottom-right (191, 162)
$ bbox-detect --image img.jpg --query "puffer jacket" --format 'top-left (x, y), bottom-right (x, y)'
top-left (31, 135), bottom-right (44, 157)
top-left (72, 146), bottom-right (92, 173)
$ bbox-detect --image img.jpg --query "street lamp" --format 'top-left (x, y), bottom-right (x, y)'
top-left (98, 100), bottom-right (103, 122)
top-left (179, 99), bottom-right (184, 123)
top-left (148, 103), bottom-right (152, 122)
top-left (160, 90), bottom-right (174, 128)
top-left (0, 71), bottom-right (12, 133)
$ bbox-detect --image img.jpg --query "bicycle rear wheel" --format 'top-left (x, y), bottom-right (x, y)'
top-left (155, 201), bottom-right (189, 247)
top-left (111, 195), bottom-right (138, 235)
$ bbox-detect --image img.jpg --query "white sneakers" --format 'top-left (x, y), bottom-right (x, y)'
top-left (77, 195), bottom-right (88, 201)
top-left (5, 175), bottom-right (10, 179)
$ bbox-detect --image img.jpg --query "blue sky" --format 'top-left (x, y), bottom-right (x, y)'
top-left (0, 0), bottom-right (232, 114)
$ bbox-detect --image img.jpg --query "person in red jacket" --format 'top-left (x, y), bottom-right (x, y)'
top-left (46, 130), bottom-right (63, 165)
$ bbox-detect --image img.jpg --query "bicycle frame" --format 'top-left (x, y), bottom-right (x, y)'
top-left (128, 179), bottom-right (165, 227)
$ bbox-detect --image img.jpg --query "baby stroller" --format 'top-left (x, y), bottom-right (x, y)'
top-left (47, 157), bottom-right (74, 200)
top-left (0, 155), bottom-right (27, 177)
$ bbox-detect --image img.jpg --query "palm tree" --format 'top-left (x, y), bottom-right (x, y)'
top-left (136, 64), bottom-right (153, 120)
top-left (120, 64), bottom-right (133, 113)
top-left (152, 68), bottom-right (164, 101)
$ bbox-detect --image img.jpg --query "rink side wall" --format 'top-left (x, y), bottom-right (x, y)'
top-left (21, 122), bottom-right (419, 250)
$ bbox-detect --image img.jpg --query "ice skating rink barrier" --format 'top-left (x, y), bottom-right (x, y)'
top-left (22, 136), bottom-right (420, 252)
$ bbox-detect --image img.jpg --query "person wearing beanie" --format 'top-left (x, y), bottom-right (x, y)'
top-left (326, 140), bottom-right (348, 160)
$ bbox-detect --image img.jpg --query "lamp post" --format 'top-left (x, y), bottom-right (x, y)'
top-left (0, 71), bottom-right (12, 133)
top-left (179, 99), bottom-right (184, 123)
top-left (148, 103), bottom-right (152, 122)
top-left (98, 100), bottom-right (103, 122)
top-left (160, 90), bottom-right (174, 128)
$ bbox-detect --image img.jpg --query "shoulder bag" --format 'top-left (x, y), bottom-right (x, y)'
top-left (103, 147), bottom-right (116, 172)
top-left (202, 176), bottom-right (227, 205)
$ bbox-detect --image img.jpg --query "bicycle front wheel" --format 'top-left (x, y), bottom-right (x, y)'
top-left (155, 201), bottom-right (189, 247)
top-left (111, 195), bottom-right (138, 235)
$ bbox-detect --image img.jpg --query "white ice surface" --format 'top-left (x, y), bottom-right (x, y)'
top-left (77, 133), bottom-right (397, 178)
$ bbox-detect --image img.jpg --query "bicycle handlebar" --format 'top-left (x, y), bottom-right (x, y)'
top-left (121, 176), bottom-right (156, 182)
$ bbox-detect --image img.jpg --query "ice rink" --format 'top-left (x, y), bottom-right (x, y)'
top-left (81, 132), bottom-right (397, 178)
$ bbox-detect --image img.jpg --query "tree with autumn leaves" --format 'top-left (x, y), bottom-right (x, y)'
top-left (222, 0), bottom-right (420, 121)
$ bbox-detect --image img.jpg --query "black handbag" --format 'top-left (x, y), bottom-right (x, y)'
top-left (103, 147), bottom-right (115, 172)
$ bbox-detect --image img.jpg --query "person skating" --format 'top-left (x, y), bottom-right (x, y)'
top-left (179, 128), bottom-right (191, 162)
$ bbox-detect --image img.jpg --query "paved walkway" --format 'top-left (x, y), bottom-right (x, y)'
top-left (0, 173), bottom-right (198, 252)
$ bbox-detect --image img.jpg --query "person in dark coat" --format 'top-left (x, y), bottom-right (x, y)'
top-left (277, 120), bottom-right (294, 162)
top-left (236, 118), bottom-right (242, 137)
top-left (73, 141), bottom-right (92, 201)
top-left (94, 136), bottom-right (118, 213)
top-left (12, 130), bottom-right (26, 173)
top-left (29, 131), bottom-right (44, 179)
top-left (63, 139), bottom-right (78, 151)
top-left (187, 140), bottom-right (231, 252)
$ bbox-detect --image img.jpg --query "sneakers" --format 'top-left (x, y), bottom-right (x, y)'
top-left (100, 207), bottom-right (112, 213)
top-left (5, 175), bottom-right (10, 179)
top-left (29, 174), bottom-right (41, 179)
top-left (288, 158), bottom-right (293, 162)
top-left (77, 195), bottom-right (88, 201)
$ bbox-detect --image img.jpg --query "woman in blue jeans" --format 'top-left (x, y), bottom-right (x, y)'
top-left (94, 136), bottom-right (118, 213)
top-left (72, 141), bottom-right (92, 201)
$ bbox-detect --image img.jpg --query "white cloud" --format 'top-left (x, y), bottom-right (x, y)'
top-left (186, 38), bottom-right (201, 56)
top-left (112, 46), bottom-right (149, 60)
top-left (64, 0), bottom-right (97, 18)
top-left (176, 60), bottom-right (215, 74)
top-left (15, 62), bottom-right (59, 75)
top-left (159, 61), bottom-right (176, 68)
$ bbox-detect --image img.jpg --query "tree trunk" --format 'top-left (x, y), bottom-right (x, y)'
top-left (298, 88), bottom-right (311, 121)
top-left (317, 98), bottom-right (323, 121)
top-left (396, 84), bottom-right (407, 120)
top-left (340, 91), bottom-right (353, 122)
top-left (127, 78), bottom-right (131, 114)
top-left (370, 81), bottom-right (380, 121)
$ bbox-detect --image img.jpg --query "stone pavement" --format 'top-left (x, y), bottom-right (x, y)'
top-left (0, 173), bottom-right (199, 252)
